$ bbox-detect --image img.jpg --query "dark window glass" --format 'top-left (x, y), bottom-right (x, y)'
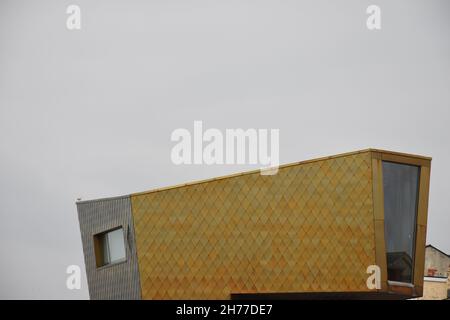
top-left (382, 161), bottom-right (420, 283)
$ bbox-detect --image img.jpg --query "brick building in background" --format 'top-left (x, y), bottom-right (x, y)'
top-left (418, 245), bottom-right (450, 300)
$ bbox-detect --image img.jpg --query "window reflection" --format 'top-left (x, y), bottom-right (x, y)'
top-left (382, 161), bottom-right (420, 283)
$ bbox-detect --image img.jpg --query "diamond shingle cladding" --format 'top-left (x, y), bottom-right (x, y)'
top-left (131, 151), bottom-right (376, 299)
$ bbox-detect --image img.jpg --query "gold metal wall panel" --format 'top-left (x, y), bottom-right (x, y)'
top-left (371, 153), bottom-right (388, 291)
top-left (131, 152), bottom-right (377, 299)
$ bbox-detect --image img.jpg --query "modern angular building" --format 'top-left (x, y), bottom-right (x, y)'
top-left (76, 149), bottom-right (431, 299)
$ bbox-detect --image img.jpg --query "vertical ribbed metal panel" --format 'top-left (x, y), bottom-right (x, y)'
top-left (77, 196), bottom-right (141, 300)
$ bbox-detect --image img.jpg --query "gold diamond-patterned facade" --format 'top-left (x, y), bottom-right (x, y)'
top-left (131, 151), bottom-right (377, 299)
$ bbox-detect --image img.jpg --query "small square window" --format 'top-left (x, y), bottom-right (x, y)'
top-left (94, 227), bottom-right (126, 267)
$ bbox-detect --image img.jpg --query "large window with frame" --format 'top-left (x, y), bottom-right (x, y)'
top-left (382, 161), bottom-right (420, 283)
top-left (94, 227), bottom-right (126, 267)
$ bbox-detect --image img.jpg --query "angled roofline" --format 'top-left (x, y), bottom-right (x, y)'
top-left (77, 148), bottom-right (432, 204)
top-left (76, 194), bottom-right (130, 205)
top-left (426, 244), bottom-right (450, 258)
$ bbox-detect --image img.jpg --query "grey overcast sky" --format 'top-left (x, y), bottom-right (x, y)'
top-left (0, 0), bottom-right (449, 299)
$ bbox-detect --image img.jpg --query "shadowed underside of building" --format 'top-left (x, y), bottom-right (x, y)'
top-left (76, 149), bottom-right (431, 299)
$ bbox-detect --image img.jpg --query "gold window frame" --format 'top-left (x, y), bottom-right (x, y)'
top-left (371, 150), bottom-right (431, 297)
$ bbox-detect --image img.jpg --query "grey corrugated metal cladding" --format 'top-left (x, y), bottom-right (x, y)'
top-left (76, 196), bottom-right (141, 300)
